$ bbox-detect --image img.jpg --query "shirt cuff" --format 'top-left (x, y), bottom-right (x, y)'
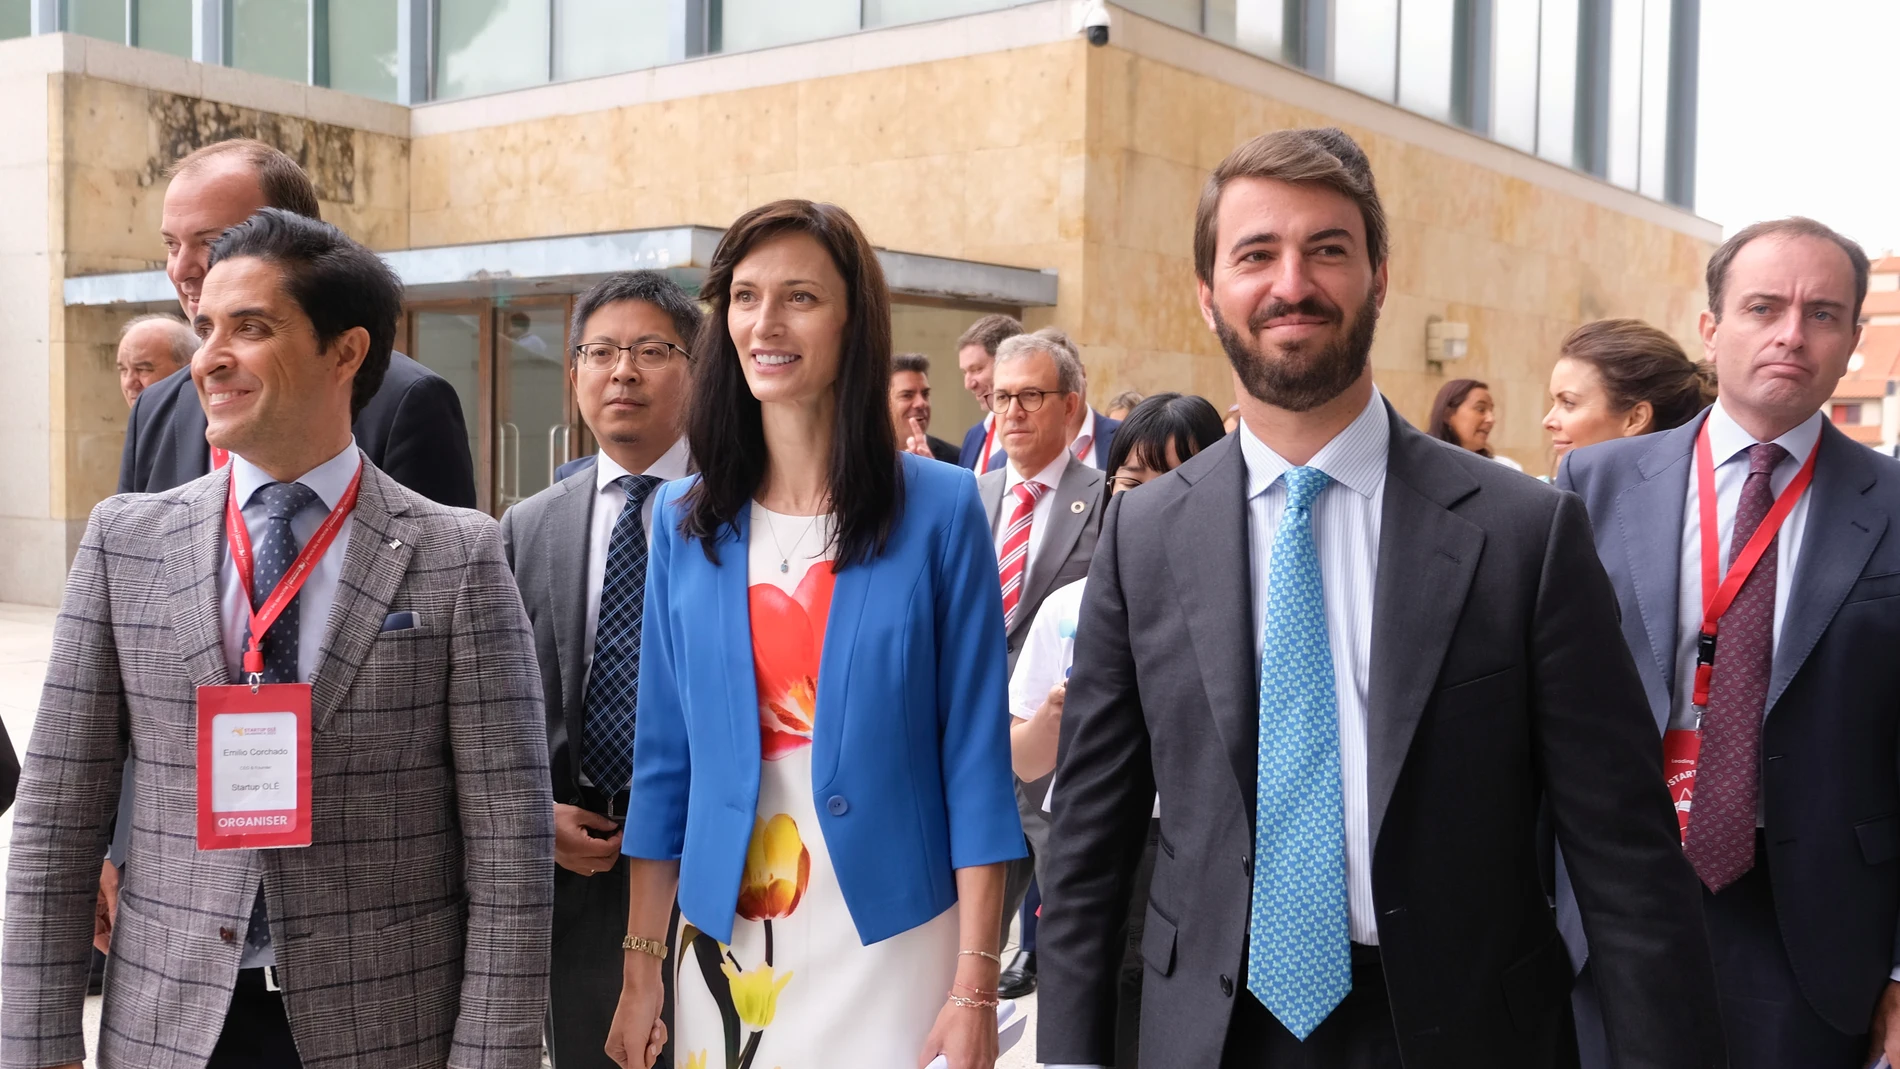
top-left (1890, 964), bottom-right (1900, 983)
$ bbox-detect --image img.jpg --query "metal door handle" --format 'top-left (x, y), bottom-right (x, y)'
top-left (500, 421), bottom-right (521, 507)
top-left (548, 424), bottom-right (570, 485)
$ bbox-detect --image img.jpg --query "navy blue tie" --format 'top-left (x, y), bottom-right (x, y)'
top-left (239, 479), bottom-right (317, 970)
top-left (583, 475), bottom-right (662, 792)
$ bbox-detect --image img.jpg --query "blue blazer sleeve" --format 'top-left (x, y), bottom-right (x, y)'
top-left (623, 482), bottom-right (691, 860)
top-left (933, 474), bottom-right (1027, 869)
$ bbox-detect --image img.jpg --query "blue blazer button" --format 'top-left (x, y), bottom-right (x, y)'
top-left (827, 795), bottom-right (849, 816)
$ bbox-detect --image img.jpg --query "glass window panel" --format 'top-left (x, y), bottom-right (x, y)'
top-left (0, 0), bottom-right (27, 41)
top-left (496, 305), bottom-right (569, 510)
top-left (864, 0), bottom-right (1018, 31)
top-left (1119, 0), bottom-right (1201, 33)
top-left (437, 0), bottom-right (550, 100)
top-left (1637, 0), bottom-right (1671, 198)
top-left (411, 310), bottom-right (484, 507)
top-left (715, 0), bottom-right (857, 54)
top-left (1215, 0), bottom-right (1302, 63)
top-left (1335, 0), bottom-right (1399, 101)
top-left (1397, 0), bottom-right (1455, 121)
top-left (1604, 0), bottom-right (1642, 189)
top-left (1537, 0), bottom-right (1580, 167)
top-left (228, 0), bottom-right (308, 82)
top-left (325, 1), bottom-right (398, 101)
top-left (65, 0), bottom-right (126, 42)
top-left (1491, 0), bottom-right (1539, 152)
top-left (554, 0), bottom-right (669, 80)
top-left (135, 0), bottom-right (194, 56)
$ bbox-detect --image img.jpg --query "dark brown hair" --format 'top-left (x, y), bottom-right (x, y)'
top-left (892, 352), bottom-right (930, 375)
top-left (1558, 319), bottom-right (1715, 433)
top-left (1428, 378), bottom-right (1491, 456)
top-left (1706, 216), bottom-right (1870, 323)
top-left (1195, 127), bottom-right (1389, 284)
top-left (169, 138), bottom-right (322, 221)
top-left (678, 200), bottom-right (899, 568)
top-left (955, 313), bottom-right (1025, 356)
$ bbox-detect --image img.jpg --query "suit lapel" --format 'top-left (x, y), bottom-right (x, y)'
top-left (1766, 423), bottom-right (1886, 717)
top-left (1015, 459), bottom-right (1103, 640)
top-left (1365, 417), bottom-right (1484, 852)
top-left (1613, 418), bottom-right (1701, 716)
top-left (165, 467), bottom-right (237, 689)
top-left (1161, 435), bottom-right (1258, 805)
top-left (812, 551), bottom-right (870, 793)
top-left (977, 469), bottom-right (1005, 529)
top-left (180, 386), bottom-right (211, 477)
top-left (545, 472), bottom-right (595, 784)
top-left (717, 508), bottom-right (763, 810)
top-left (311, 461), bottom-right (417, 732)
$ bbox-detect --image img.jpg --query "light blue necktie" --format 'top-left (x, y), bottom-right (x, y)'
top-left (1246, 465), bottom-right (1350, 1040)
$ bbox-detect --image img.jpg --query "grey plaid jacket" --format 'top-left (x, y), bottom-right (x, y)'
top-left (2, 458), bottom-right (554, 1069)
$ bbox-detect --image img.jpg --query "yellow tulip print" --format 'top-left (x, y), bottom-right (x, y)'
top-left (736, 813), bottom-right (810, 921)
top-left (720, 960), bottom-right (794, 1030)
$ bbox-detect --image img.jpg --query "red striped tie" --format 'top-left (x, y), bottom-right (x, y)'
top-left (999, 481), bottom-right (1046, 627)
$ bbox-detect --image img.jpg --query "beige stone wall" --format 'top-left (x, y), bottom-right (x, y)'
top-left (1079, 48), bottom-right (1715, 474)
top-left (53, 71), bottom-right (410, 528)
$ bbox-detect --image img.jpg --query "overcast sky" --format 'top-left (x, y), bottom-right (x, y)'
top-left (1696, 0), bottom-right (1900, 254)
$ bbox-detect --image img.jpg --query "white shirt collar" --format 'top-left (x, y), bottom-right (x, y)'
top-left (1239, 386), bottom-right (1390, 501)
top-left (1705, 399), bottom-right (1823, 470)
top-left (1072, 407), bottom-right (1097, 452)
top-left (1005, 448), bottom-right (1072, 494)
top-left (595, 436), bottom-right (691, 493)
top-left (231, 439), bottom-right (362, 512)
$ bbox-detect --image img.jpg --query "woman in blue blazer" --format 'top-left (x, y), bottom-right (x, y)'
top-left (606, 200), bottom-right (1025, 1069)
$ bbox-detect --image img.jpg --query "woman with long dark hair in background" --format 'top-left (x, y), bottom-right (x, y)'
top-left (605, 200), bottom-right (1024, 1069)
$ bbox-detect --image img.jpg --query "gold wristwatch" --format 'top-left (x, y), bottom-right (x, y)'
top-left (622, 935), bottom-right (668, 960)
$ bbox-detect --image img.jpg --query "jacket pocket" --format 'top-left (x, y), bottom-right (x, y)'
top-left (1141, 901), bottom-right (1178, 977)
top-left (1857, 814), bottom-right (1900, 865)
top-left (1844, 571), bottom-right (1900, 605)
top-left (1500, 930), bottom-right (1571, 1034)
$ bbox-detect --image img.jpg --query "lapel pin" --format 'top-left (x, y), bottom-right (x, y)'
top-left (388, 538), bottom-right (403, 550)
top-left (1070, 500), bottom-right (1087, 514)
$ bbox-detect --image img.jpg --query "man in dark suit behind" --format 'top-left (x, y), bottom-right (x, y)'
top-left (500, 270), bottom-right (699, 1068)
top-left (1558, 217), bottom-right (1900, 1069)
top-left (890, 351), bottom-right (964, 464)
top-left (1035, 128), bottom-right (1723, 1069)
top-left (117, 137), bottom-right (474, 508)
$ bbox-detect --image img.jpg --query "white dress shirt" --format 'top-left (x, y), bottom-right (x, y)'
top-left (582, 437), bottom-right (692, 668)
top-left (993, 450), bottom-right (1072, 568)
top-left (216, 439), bottom-right (361, 970)
top-left (1070, 406), bottom-right (1100, 469)
top-left (1048, 392), bottom-right (1389, 1069)
top-left (218, 441), bottom-right (360, 684)
top-left (1241, 387), bottom-right (1389, 946)
top-left (1667, 401), bottom-right (1820, 733)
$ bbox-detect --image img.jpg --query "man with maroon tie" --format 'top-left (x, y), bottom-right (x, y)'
top-left (1559, 217), bottom-right (1900, 1068)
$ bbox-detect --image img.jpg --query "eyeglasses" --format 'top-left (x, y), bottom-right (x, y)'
top-left (990, 388), bottom-right (1069, 414)
top-left (572, 341), bottom-right (689, 371)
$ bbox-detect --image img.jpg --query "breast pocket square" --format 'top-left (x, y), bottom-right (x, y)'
top-left (380, 611), bottom-right (420, 633)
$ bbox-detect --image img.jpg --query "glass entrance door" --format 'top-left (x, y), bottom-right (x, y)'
top-left (404, 297), bottom-right (579, 517)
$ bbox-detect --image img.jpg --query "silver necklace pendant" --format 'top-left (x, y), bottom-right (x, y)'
top-left (779, 559), bottom-right (790, 574)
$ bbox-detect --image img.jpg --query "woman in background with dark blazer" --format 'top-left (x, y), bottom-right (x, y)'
top-left (606, 200), bottom-right (1025, 1069)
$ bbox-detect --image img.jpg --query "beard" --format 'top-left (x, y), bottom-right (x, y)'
top-left (1215, 293), bottom-right (1378, 413)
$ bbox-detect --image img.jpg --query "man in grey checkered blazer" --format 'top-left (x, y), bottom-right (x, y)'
top-left (2, 209), bottom-right (553, 1069)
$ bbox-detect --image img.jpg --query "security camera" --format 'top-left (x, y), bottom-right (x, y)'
top-left (1079, 1), bottom-right (1109, 46)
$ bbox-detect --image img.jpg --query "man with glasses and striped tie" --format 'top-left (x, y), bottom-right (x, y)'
top-left (1035, 127), bottom-right (1725, 1069)
top-left (977, 325), bottom-right (1107, 1003)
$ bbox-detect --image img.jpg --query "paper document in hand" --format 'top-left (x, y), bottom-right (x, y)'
top-left (922, 1000), bottom-right (1026, 1069)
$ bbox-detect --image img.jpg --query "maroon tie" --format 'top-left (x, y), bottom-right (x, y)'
top-left (1685, 442), bottom-right (1789, 892)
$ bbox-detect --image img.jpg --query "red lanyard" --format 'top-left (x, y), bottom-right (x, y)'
top-left (212, 447), bottom-right (230, 470)
top-left (225, 463), bottom-right (363, 682)
top-left (978, 415), bottom-right (999, 474)
top-left (1690, 421), bottom-right (1819, 706)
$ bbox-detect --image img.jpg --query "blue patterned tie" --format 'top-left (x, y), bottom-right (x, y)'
top-left (1246, 465), bottom-right (1350, 1039)
top-left (582, 475), bottom-right (662, 792)
top-left (240, 479), bottom-right (318, 970)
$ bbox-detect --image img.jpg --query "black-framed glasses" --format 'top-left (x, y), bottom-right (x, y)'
top-left (572, 341), bottom-right (689, 371)
top-left (990, 388), bottom-right (1068, 414)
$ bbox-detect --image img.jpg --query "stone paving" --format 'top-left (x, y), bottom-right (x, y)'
top-left (0, 602), bottom-right (1045, 1068)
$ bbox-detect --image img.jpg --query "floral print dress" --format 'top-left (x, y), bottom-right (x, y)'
top-left (673, 503), bottom-right (958, 1069)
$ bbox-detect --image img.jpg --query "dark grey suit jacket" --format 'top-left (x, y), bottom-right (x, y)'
top-left (977, 454), bottom-right (1106, 665)
top-left (1558, 412), bottom-right (1900, 1035)
top-left (1037, 406), bottom-right (1723, 1069)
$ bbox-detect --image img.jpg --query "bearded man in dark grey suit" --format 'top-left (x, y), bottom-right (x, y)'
top-left (3, 210), bottom-right (550, 1069)
top-left (1034, 127), bottom-right (1725, 1069)
top-left (500, 271), bottom-right (698, 1069)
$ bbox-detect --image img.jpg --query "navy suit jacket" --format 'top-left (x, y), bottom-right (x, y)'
top-left (1557, 411), bottom-right (1900, 1035)
top-left (958, 411), bottom-right (1122, 472)
top-left (622, 454), bottom-right (1027, 945)
top-left (118, 353), bottom-right (477, 508)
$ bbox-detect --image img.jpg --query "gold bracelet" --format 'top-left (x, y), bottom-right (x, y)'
top-left (957, 949), bottom-right (1002, 964)
top-left (622, 934), bottom-right (668, 960)
top-left (947, 994), bottom-right (999, 1009)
